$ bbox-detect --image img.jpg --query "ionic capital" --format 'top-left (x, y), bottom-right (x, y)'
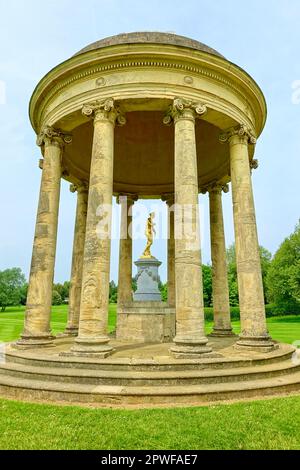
top-left (37, 125), bottom-right (72, 149)
top-left (163, 98), bottom-right (207, 125)
top-left (70, 182), bottom-right (89, 194)
top-left (82, 98), bottom-right (126, 126)
top-left (250, 159), bottom-right (259, 171)
top-left (219, 124), bottom-right (257, 145)
top-left (201, 183), bottom-right (229, 195)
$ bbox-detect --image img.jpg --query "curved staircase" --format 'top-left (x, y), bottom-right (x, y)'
top-left (0, 338), bottom-right (299, 407)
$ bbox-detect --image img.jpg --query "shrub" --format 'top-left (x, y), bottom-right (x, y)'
top-left (52, 290), bottom-right (62, 306)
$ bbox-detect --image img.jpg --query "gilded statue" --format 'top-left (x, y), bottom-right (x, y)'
top-left (141, 212), bottom-right (156, 259)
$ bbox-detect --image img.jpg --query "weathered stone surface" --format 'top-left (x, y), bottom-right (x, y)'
top-left (72, 100), bottom-right (125, 356)
top-left (64, 184), bottom-right (88, 336)
top-left (166, 100), bottom-right (212, 357)
top-left (162, 195), bottom-right (176, 308)
top-left (117, 302), bottom-right (175, 343)
top-left (1, 340), bottom-right (299, 407)
top-left (75, 32), bottom-right (224, 58)
top-left (209, 186), bottom-right (234, 337)
top-left (133, 258), bottom-right (162, 302)
top-left (117, 195), bottom-right (137, 307)
top-left (17, 131), bottom-right (67, 347)
top-left (228, 130), bottom-right (275, 352)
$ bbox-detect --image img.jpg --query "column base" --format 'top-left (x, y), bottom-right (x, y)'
top-left (170, 336), bottom-right (215, 359)
top-left (57, 327), bottom-right (79, 338)
top-left (68, 336), bottom-right (114, 358)
top-left (235, 335), bottom-right (278, 353)
top-left (209, 328), bottom-right (236, 338)
top-left (14, 334), bottom-right (55, 349)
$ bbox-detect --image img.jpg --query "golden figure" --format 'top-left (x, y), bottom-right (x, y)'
top-left (141, 212), bottom-right (156, 259)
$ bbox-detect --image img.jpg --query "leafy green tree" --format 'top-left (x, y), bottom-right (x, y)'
top-left (20, 283), bottom-right (28, 306)
top-left (159, 282), bottom-right (168, 302)
top-left (61, 281), bottom-right (70, 301)
top-left (202, 265), bottom-right (212, 307)
top-left (267, 221), bottom-right (300, 313)
top-left (53, 281), bottom-right (70, 303)
top-left (226, 245), bottom-right (239, 306)
top-left (52, 290), bottom-right (62, 306)
top-left (132, 277), bottom-right (137, 293)
top-left (109, 281), bottom-right (118, 303)
top-left (226, 243), bottom-right (272, 305)
top-left (0, 268), bottom-right (26, 311)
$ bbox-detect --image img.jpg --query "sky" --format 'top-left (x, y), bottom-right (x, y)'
top-left (0, 0), bottom-right (299, 283)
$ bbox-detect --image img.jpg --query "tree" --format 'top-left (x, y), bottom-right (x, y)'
top-left (0, 268), bottom-right (26, 311)
top-left (267, 221), bottom-right (300, 313)
top-left (109, 281), bottom-right (118, 303)
top-left (20, 283), bottom-right (28, 306)
top-left (132, 277), bottom-right (137, 293)
top-left (53, 282), bottom-right (70, 303)
top-left (159, 282), bottom-right (168, 302)
top-left (226, 243), bottom-right (272, 305)
top-left (226, 244), bottom-right (239, 306)
top-left (52, 290), bottom-right (62, 306)
top-left (202, 265), bottom-right (212, 307)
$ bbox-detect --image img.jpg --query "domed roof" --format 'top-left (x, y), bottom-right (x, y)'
top-left (75, 32), bottom-right (224, 58)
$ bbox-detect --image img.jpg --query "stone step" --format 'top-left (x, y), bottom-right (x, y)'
top-left (0, 359), bottom-right (299, 386)
top-left (0, 369), bottom-right (300, 406)
top-left (4, 346), bottom-right (295, 372)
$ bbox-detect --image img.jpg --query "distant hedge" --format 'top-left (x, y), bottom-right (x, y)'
top-left (204, 304), bottom-right (300, 322)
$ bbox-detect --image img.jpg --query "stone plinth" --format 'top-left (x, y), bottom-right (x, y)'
top-left (117, 302), bottom-right (175, 343)
top-left (133, 258), bottom-right (162, 302)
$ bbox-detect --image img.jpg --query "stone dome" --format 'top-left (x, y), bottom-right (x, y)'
top-left (75, 31), bottom-right (224, 58)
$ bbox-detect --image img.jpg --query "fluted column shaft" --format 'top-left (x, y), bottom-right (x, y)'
top-left (72, 99), bottom-right (125, 357)
top-left (209, 186), bottom-right (233, 336)
top-left (117, 195), bottom-right (136, 307)
top-left (164, 99), bottom-right (212, 357)
top-left (18, 127), bottom-right (71, 347)
top-left (163, 196), bottom-right (175, 307)
top-left (65, 183), bottom-right (88, 336)
top-left (225, 127), bottom-right (274, 351)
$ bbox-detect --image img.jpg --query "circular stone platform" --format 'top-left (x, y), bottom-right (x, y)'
top-left (0, 338), bottom-right (299, 407)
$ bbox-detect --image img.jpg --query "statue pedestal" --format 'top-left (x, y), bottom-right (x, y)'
top-left (117, 302), bottom-right (175, 343)
top-left (133, 258), bottom-right (162, 302)
top-left (117, 257), bottom-right (176, 343)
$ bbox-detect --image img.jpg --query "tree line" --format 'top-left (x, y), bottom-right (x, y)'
top-left (0, 221), bottom-right (299, 314)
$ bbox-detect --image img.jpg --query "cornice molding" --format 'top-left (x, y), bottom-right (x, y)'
top-left (30, 52), bottom-right (266, 135)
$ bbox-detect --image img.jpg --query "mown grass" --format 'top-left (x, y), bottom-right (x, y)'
top-left (0, 396), bottom-right (299, 450)
top-left (0, 304), bottom-right (117, 343)
top-left (0, 305), bottom-right (299, 346)
top-left (0, 306), bottom-right (299, 450)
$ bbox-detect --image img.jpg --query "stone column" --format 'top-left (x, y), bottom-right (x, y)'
top-left (17, 126), bottom-right (72, 347)
top-left (117, 194), bottom-right (137, 307)
top-left (64, 183), bottom-right (89, 336)
top-left (71, 99), bottom-right (126, 357)
top-left (220, 125), bottom-right (274, 352)
top-left (164, 98), bottom-right (212, 358)
top-left (162, 195), bottom-right (175, 307)
top-left (208, 184), bottom-right (233, 337)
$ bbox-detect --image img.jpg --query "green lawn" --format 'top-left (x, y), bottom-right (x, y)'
top-left (0, 305), bottom-right (299, 345)
top-left (0, 396), bottom-right (299, 450)
top-left (0, 306), bottom-right (300, 450)
top-left (0, 304), bottom-right (117, 343)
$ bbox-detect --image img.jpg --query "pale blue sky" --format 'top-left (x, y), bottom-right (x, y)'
top-left (0, 0), bottom-right (299, 283)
